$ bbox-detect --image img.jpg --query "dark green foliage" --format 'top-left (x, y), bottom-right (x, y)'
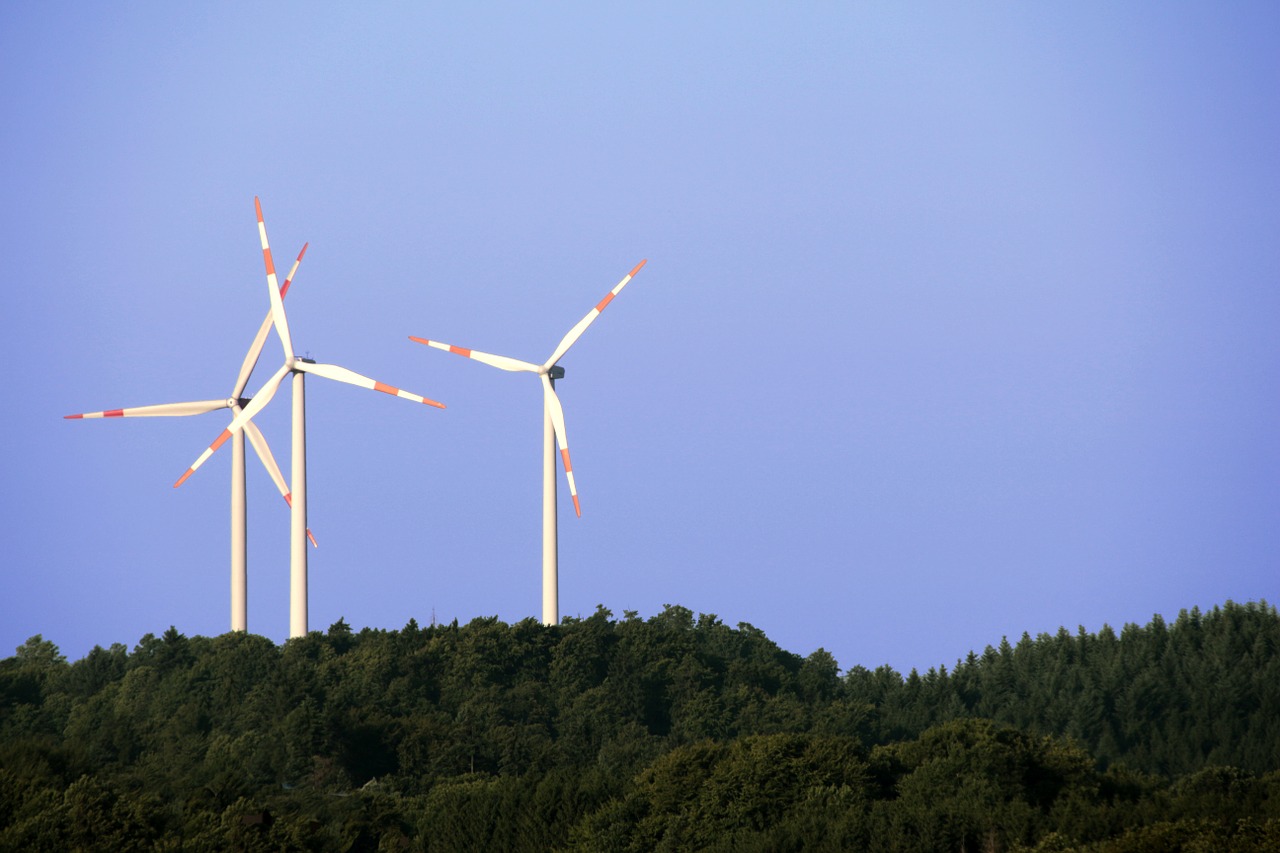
top-left (0, 600), bottom-right (1277, 850)
top-left (570, 733), bottom-right (871, 851)
top-left (847, 600), bottom-right (1280, 776)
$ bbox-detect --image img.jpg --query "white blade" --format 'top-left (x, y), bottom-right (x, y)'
top-left (242, 417), bottom-right (289, 499)
top-left (175, 364), bottom-right (290, 487)
top-left (233, 243), bottom-right (308, 399)
top-left (298, 361), bottom-right (446, 408)
top-left (544, 260), bottom-right (647, 369)
top-left (65, 399), bottom-right (229, 419)
top-left (409, 336), bottom-right (541, 373)
top-left (243, 417), bottom-right (317, 548)
top-left (541, 374), bottom-right (581, 517)
top-left (255, 197), bottom-right (294, 360)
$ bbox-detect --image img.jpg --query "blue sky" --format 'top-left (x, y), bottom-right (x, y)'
top-left (2, 3), bottom-right (1277, 675)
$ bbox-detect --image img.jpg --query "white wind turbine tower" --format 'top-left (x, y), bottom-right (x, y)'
top-left (176, 197), bottom-right (446, 639)
top-left (409, 259), bottom-right (647, 625)
top-left (65, 244), bottom-right (317, 633)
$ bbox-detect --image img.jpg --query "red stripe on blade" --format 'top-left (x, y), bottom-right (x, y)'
top-left (629, 259), bottom-right (647, 277)
top-left (210, 429), bottom-right (232, 451)
top-left (104, 410), bottom-right (124, 418)
top-left (373, 381), bottom-right (398, 396)
top-left (449, 345), bottom-right (472, 357)
top-left (595, 292), bottom-right (615, 312)
top-left (64, 414), bottom-right (84, 419)
top-left (560, 449), bottom-right (573, 473)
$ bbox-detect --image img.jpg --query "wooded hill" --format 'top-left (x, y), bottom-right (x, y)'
top-left (2, 600), bottom-right (1277, 851)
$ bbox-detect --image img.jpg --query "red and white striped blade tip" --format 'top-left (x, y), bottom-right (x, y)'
top-left (370, 376), bottom-right (446, 408)
top-left (173, 426), bottom-right (235, 488)
top-left (408, 336), bottom-right (538, 374)
top-left (408, 336), bottom-right (470, 358)
top-left (278, 243), bottom-right (309, 298)
top-left (298, 361), bottom-right (446, 409)
top-left (417, 397), bottom-right (446, 409)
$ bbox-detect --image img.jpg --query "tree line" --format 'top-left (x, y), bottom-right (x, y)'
top-left (1, 600), bottom-right (1277, 850)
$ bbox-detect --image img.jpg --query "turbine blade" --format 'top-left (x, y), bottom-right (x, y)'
top-left (544, 259), bottom-right (646, 368)
top-left (234, 314), bottom-right (277, 401)
top-left (175, 364), bottom-right (289, 487)
top-left (242, 416), bottom-right (296, 527)
top-left (541, 374), bottom-right (581, 517)
top-left (243, 417), bottom-right (315, 546)
top-left (233, 243), bottom-right (308, 399)
top-left (243, 417), bottom-right (289, 498)
top-left (278, 243), bottom-right (309, 300)
top-left (255, 197), bottom-right (294, 359)
top-left (65, 399), bottom-right (229, 419)
top-left (298, 361), bottom-right (446, 408)
top-left (408, 337), bottom-right (541, 373)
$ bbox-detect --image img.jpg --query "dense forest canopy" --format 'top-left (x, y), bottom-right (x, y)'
top-left (1, 600), bottom-right (1277, 851)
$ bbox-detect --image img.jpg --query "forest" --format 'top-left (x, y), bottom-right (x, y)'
top-left (1, 600), bottom-right (1277, 851)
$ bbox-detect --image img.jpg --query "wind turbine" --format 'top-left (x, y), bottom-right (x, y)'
top-left (176, 197), bottom-right (446, 639)
top-left (409, 259), bottom-right (646, 625)
top-left (65, 245), bottom-right (316, 633)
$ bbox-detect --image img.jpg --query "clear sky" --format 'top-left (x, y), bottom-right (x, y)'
top-left (2, 3), bottom-right (1277, 675)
